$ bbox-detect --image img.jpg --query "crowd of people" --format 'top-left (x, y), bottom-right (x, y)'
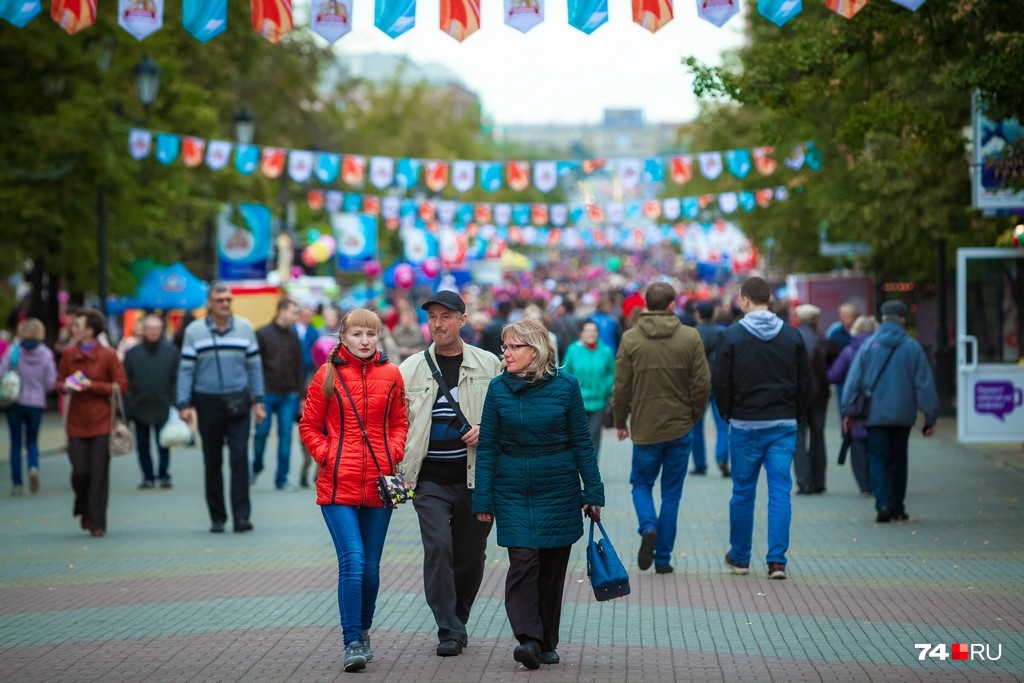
top-left (0, 269), bottom-right (940, 672)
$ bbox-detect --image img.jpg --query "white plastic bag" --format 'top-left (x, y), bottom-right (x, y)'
top-left (159, 407), bottom-right (194, 449)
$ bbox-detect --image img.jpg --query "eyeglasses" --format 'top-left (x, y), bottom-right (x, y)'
top-left (211, 297), bottom-right (233, 304)
top-left (501, 343), bottom-right (529, 353)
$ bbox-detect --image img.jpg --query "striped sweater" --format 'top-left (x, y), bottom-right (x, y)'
top-left (176, 315), bottom-right (265, 407)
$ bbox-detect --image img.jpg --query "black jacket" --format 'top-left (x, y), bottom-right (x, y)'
top-left (124, 340), bottom-right (180, 425)
top-left (256, 322), bottom-right (305, 395)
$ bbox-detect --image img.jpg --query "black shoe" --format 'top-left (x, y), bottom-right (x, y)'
top-left (690, 467), bottom-right (707, 475)
top-left (796, 487), bottom-right (813, 495)
top-left (876, 509), bottom-right (891, 523)
top-left (539, 650), bottom-right (560, 665)
top-left (138, 480), bottom-right (155, 489)
top-left (210, 522), bottom-right (225, 533)
top-left (813, 486), bottom-right (827, 494)
top-left (159, 478), bottom-right (172, 489)
top-left (720, 463), bottom-right (730, 477)
top-left (638, 529), bottom-right (658, 571)
top-left (513, 640), bottom-right (541, 670)
top-left (299, 478), bottom-right (309, 489)
top-left (436, 639), bottom-right (463, 656)
top-left (234, 520), bottom-right (254, 533)
top-left (655, 564), bottom-right (674, 574)
top-left (893, 512), bottom-right (909, 521)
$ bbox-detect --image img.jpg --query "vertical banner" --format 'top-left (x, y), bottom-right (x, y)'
top-left (333, 213), bottom-right (378, 270)
top-left (251, 0), bottom-right (294, 43)
top-left (504, 0), bottom-right (543, 33)
top-left (218, 203), bottom-right (272, 280)
top-left (375, 0), bottom-right (415, 38)
top-left (972, 91), bottom-right (1024, 212)
top-left (310, 0), bottom-right (351, 43)
top-left (183, 0), bottom-right (226, 42)
top-left (440, 0), bottom-right (480, 42)
top-left (1, 0), bottom-right (42, 27)
top-left (632, 0), bottom-right (673, 33)
top-left (119, 0), bottom-right (163, 40)
top-left (51, 0), bottom-right (96, 35)
top-left (567, 0), bottom-right (607, 34)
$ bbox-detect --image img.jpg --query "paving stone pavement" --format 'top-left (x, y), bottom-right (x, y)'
top-left (0, 410), bottom-right (1021, 682)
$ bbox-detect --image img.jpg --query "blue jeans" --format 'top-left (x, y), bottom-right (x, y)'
top-left (6, 404), bottom-right (43, 487)
top-left (630, 434), bottom-right (692, 565)
top-left (135, 420), bottom-right (170, 483)
top-left (252, 392), bottom-right (299, 488)
top-left (691, 394), bottom-right (729, 470)
top-left (728, 424), bottom-right (796, 567)
top-left (321, 504), bottom-right (393, 647)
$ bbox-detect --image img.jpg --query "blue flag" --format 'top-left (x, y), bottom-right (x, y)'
top-left (183, 0), bottom-right (227, 43)
top-left (0, 0), bottom-right (41, 27)
top-left (234, 145), bottom-right (258, 176)
top-left (156, 134), bottom-right (180, 165)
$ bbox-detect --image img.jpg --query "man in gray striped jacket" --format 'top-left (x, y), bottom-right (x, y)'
top-left (177, 282), bottom-right (266, 534)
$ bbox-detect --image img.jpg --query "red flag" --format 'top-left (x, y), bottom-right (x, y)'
top-left (669, 156), bottom-right (693, 185)
top-left (506, 161), bottom-right (530, 192)
top-left (181, 137), bottom-right (205, 168)
top-left (475, 203), bottom-right (493, 224)
top-left (425, 161), bottom-right (450, 192)
top-left (440, 0), bottom-right (480, 41)
top-left (252, 0), bottom-right (294, 43)
top-left (362, 195), bottom-right (381, 216)
top-left (51, 0), bottom-right (96, 35)
top-left (632, 0), bottom-right (672, 33)
top-left (342, 155), bottom-right (366, 186)
top-left (531, 204), bottom-right (549, 226)
top-left (753, 147), bottom-right (777, 175)
top-left (260, 148), bottom-right (286, 178)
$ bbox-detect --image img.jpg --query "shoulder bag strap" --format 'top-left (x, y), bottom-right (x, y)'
top-left (336, 373), bottom-right (392, 476)
top-left (110, 383), bottom-right (128, 429)
top-left (423, 349), bottom-right (471, 430)
top-left (866, 341), bottom-right (902, 395)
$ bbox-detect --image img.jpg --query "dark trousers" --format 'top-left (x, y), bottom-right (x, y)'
top-left (413, 480), bottom-right (492, 643)
top-left (194, 393), bottom-right (251, 525)
top-left (68, 435), bottom-right (110, 532)
top-left (135, 420), bottom-right (170, 483)
top-left (505, 545), bottom-right (572, 652)
top-left (850, 437), bottom-right (871, 494)
top-left (794, 407), bottom-right (828, 491)
top-left (867, 426), bottom-right (911, 515)
top-left (586, 410), bottom-right (604, 457)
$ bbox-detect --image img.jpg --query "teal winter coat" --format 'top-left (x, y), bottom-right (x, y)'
top-left (561, 340), bottom-right (616, 413)
top-left (472, 369), bottom-right (605, 549)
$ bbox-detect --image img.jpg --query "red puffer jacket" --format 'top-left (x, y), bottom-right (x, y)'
top-left (300, 346), bottom-right (408, 507)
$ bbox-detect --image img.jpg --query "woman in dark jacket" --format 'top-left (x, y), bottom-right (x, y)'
top-left (299, 308), bottom-right (408, 674)
top-left (827, 315), bottom-right (878, 495)
top-left (472, 318), bottom-right (605, 670)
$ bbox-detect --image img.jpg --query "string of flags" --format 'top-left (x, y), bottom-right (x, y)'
top-left (127, 127), bottom-right (822, 192)
top-left (3, 1), bottom-right (931, 40)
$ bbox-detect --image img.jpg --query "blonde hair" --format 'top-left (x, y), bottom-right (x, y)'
top-left (850, 315), bottom-right (879, 336)
top-left (321, 308), bottom-right (383, 397)
top-left (502, 318), bottom-right (556, 380)
top-left (17, 318), bottom-right (45, 342)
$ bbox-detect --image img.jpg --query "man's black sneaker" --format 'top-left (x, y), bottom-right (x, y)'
top-left (638, 529), bottom-right (658, 570)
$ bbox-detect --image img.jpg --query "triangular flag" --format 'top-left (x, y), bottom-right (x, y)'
top-left (395, 158), bottom-right (421, 188)
top-left (718, 192), bottom-right (738, 214)
top-left (698, 152), bottom-right (723, 180)
top-left (479, 162), bottom-right (503, 192)
top-left (752, 147), bottom-right (777, 175)
top-left (757, 0), bottom-right (801, 26)
top-left (288, 150), bottom-right (314, 183)
top-left (533, 161), bottom-right (558, 193)
top-left (205, 140), bottom-right (232, 170)
top-left (183, 0), bottom-right (227, 42)
top-left (506, 161), bottom-right (530, 192)
top-left (260, 148), bottom-right (287, 178)
top-left (696, 0), bottom-right (740, 27)
top-left (617, 158), bottom-right (642, 189)
top-left (182, 137), bottom-right (205, 168)
top-left (669, 156), bottom-right (693, 185)
top-left (784, 145), bottom-right (805, 171)
top-left (550, 204), bottom-right (568, 227)
top-left (825, 0), bottom-right (868, 18)
top-left (51, 0), bottom-right (96, 35)
top-left (119, 0), bottom-right (163, 40)
top-left (128, 129), bottom-right (152, 160)
top-left (891, 0), bottom-right (925, 9)
top-left (325, 190), bottom-right (343, 212)
top-left (342, 155), bottom-right (366, 186)
top-left (425, 161), bottom-right (449, 192)
top-left (251, 0), bottom-right (294, 43)
top-left (369, 157), bottom-right (395, 189)
top-left (235, 144), bottom-right (258, 175)
top-left (310, 0), bottom-right (352, 43)
top-left (316, 153), bottom-right (341, 184)
top-left (375, 0), bottom-right (416, 38)
top-left (504, 0), bottom-right (543, 33)
top-left (567, 0), bottom-right (607, 34)
top-left (633, 0), bottom-right (673, 33)
top-left (307, 189), bottom-right (324, 211)
top-left (452, 161), bottom-right (476, 193)
top-left (0, 0), bottom-right (42, 27)
top-left (662, 197), bottom-right (681, 221)
top-left (725, 149), bottom-right (751, 179)
top-left (440, 0), bottom-right (480, 42)
top-left (155, 134), bottom-right (180, 165)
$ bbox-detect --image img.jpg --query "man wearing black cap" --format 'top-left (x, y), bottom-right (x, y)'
top-left (398, 289), bottom-right (502, 657)
top-left (841, 300), bottom-right (938, 524)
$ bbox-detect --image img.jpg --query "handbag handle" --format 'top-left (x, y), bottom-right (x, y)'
top-left (335, 373), bottom-right (393, 477)
top-left (110, 383), bottom-right (128, 430)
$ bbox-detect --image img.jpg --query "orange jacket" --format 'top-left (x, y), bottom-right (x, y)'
top-left (300, 346), bottom-right (408, 507)
top-left (57, 344), bottom-right (128, 439)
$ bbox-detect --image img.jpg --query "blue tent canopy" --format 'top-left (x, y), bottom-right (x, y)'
top-left (108, 263), bottom-right (208, 313)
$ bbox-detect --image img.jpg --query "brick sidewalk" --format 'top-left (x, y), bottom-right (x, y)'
top-left (0, 410), bottom-right (1021, 682)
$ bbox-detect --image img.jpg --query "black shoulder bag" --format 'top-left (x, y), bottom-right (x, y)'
top-left (337, 374), bottom-right (413, 508)
top-left (846, 342), bottom-right (901, 422)
top-left (423, 349), bottom-right (472, 436)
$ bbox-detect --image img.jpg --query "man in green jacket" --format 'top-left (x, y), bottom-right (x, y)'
top-left (612, 282), bottom-right (711, 574)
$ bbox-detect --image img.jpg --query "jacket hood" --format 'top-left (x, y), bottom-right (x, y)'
top-left (635, 311), bottom-right (682, 339)
top-left (11, 343), bottom-right (53, 371)
top-left (739, 310), bottom-right (784, 340)
top-left (872, 321), bottom-right (908, 347)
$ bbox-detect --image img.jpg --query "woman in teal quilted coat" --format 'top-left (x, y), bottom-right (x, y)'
top-left (472, 318), bottom-right (605, 670)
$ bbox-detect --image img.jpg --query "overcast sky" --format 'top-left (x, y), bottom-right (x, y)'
top-left (322, 0), bottom-right (745, 126)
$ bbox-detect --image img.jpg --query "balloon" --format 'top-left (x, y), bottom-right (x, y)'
top-left (290, 266), bottom-right (304, 279)
top-left (318, 234), bottom-right (336, 252)
top-left (421, 257), bottom-right (441, 279)
top-left (305, 228), bottom-right (321, 245)
top-left (363, 260), bottom-right (382, 278)
top-left (301, 248), bottom-right (318, 268)
top-left (608, 256), bottom-right (622, 272)
top-left (394, 263), bottom-right (415, 289)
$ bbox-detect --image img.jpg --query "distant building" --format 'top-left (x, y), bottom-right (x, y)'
top-left (495, 109), bottom-right (686, 158)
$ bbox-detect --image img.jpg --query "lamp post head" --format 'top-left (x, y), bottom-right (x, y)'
top-left (233, 107), bottom-right (256, 145)
top-left (133, 54), bottom-right (161, 110)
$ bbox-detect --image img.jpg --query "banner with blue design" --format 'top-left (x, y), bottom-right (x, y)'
top-left (218, 203), bottom-right (271, 280)
top-left (333, 213), bottom-right (378, 270)
top-left (0, 0), bottom-right (41, 27)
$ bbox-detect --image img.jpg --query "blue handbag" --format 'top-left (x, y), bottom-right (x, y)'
top-left (586, 519), bottom-right (631, 601)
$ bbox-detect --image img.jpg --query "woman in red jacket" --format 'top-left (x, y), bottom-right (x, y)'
top-left (299, 308), bottom-right (408, 674)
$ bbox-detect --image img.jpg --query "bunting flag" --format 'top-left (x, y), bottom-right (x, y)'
top-left (369, 156), bottom-right (395, 189)
top-left (342, 155), bottom-right (366, 186)
top-left (128, 129), bottom-right (152, 160)
top-left (1, 0), bottom-right (42, 27)
top-left (425, 161), bottom-right (449, 192)
top-left (183, 0), bottom-right (227, 42)
top-left (363, 195), bottom-right (381, 216)
top-left (375, 0), bottom-right (416, 38)
top-left (669, 156), bottom-right (693, 185)
top-left (644, 158), bottom-right (664, 183)
top-left (805, 142), bottom-right (823, 171)
top-left (567, 0), bottom-right (606, 34)
top-left (696, 0), bottom-right (740, 27)
top-left (325, 190), bottom-right (343, 212)
top-left (725, 149), bottom-right (751, 178)
top-left (288, 150), bottom-right (314, 182)
top-left (395, 158), bottom-right (421, 187)
top-left (738, 191), bottom-right (755, 211)
top-left (436, 200), bottom-right (456, 224)
top-left (755, 188), bottom-right (774, 207)
top-left (506, 161), bottom-right (530, 191)
top-left (180, 136), bottom-right (205, 167)
top-left (119, 0), bottom-right (163, 40)
top-left (617, 158), bottom-right (642, 189)
top-left (504, 0), bottom-right (543, 33)
top-left (662, 197), bottom-right (680, 220)
top-left (260, 147), bottom-right (286, 178)
top-left (718, 192), bottom-right (738, 214)
top-left (783, 145), bottom-right (805, 171)
top-left (451, 161), bottom-right (475, 192)
top-left (752, 146), bottom-right (777, 175)
top-left (475, 203), bottom-right (492, 224)
top-left (891, 0), bottom-right (925, 9)
top-left (494, 203), bottom-right (511, 225)
top-left (310, 0), bottom-right (351, 43)
top-left (440, 0), bottom-right (480, 41)
top-left (698, 151), bottom-right (723, 180)
top-left (202, 140), bottom-right (230, 170)
top-left (550, 204), bottom-right (568, 226)
top-left (235, 144), bottom-right (258, 175)
top-left (382, 195), bottom-right (400, 221)
top-left (479, 162), bottom-right (503, 191)
top-left (533, 161), bottom-right (558, 193)
top-left (825, 0), bottom-right (867, 18)
top-left (632, 0), bottom-right (672, 33)
top-left (155, 133), bottom-right (179, 164)
top-left (757, 0), bottom-right (800, 27)
top-left (251, 0), bottom-right (294, 43)
top-left (316, 153), bottom-right (341, 183)
top-left (51, 0), bottom-right (96, 35)
top-left (307, 189), bottom-right (325, 211)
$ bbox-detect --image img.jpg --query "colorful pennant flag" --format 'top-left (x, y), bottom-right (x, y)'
top-left (698, 152), bottom-right (723, 180)
top-left (375, 0), bottom-right (416, 38)
top-left (311, 0), bottom-right (352, 43)
top-left (342, 155), bottom-right (366, 186)
top-left (479, 162), bottom-right (503, 192)
top-left (307, 189), bottom-right (325, 211)
top-left (643, 158), bottom-right (664, 183)
top-left (567, 0), bottom-right (607, 34)
top-left (452, 161), bottom-right (475, 193)
top-left (316, 153), bottom-right (341, 184)
top-left (395, 158), bottom-right (421, 187)
top-left (506, 162), bottom-right (530, 192)
top-left (235, 145), bottom-right (258, 175)
top-left (783, 145), bottom-right (805, 171)
top-left (504, 0), bottom-right (543, 33)
top-left (725, 149), bottom-right (751, 179)
top-left (718, 192), bottom-right (738, 214)
top-left (632, 0), bottom-right (673, 33)
top-left (662, 197), bottom-right (681, 221)
top-left (825, 0), bottom-right (867, 18)
top-left (696, 0), bottom-right (740, 27)
top-left (533, 161), bottom-right (558, 193)
top-left (617, 158), bottom-right (642, 189)
top-left (425, 161), bottom-right (450, 192)
top-left (51, 0), bottom-right (96, 35)
top-left (251, 0), bottom-right (294, 43)
top-left (288, 150), bottom-right (314, 182)
top-left (440, 0), bottom-right (480, 41)
top-left (183, 0), bottom-right (226, 42)
top-left (180, 136), bottom-right (205, 168)
top-left (205, 140), bottom-right (232, 170)
top-left (757, 0), bottom-right (800, 27)
top-left (669, 156), bottom-right (693, 185)
top-left (752, 147), bottom-right (777, 175)
top-left (1, 0), bottom-right (42, 27)
top-left (260, 148), bottom-right (286, 178)
top-left (891, 0), bottom-right (925, 9)
top-left (325, 190), bottom-right (343, 212)
top-left (118, 0), bottom-right (163, 40)
top-left (128, 129), bottom-right (152, 160)
top-left (369, 156), bottom-right (394, 189)
top-left (550, 204), bottom-right (568, 226)
top-left (805, 142), bottom-right (823, 171)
